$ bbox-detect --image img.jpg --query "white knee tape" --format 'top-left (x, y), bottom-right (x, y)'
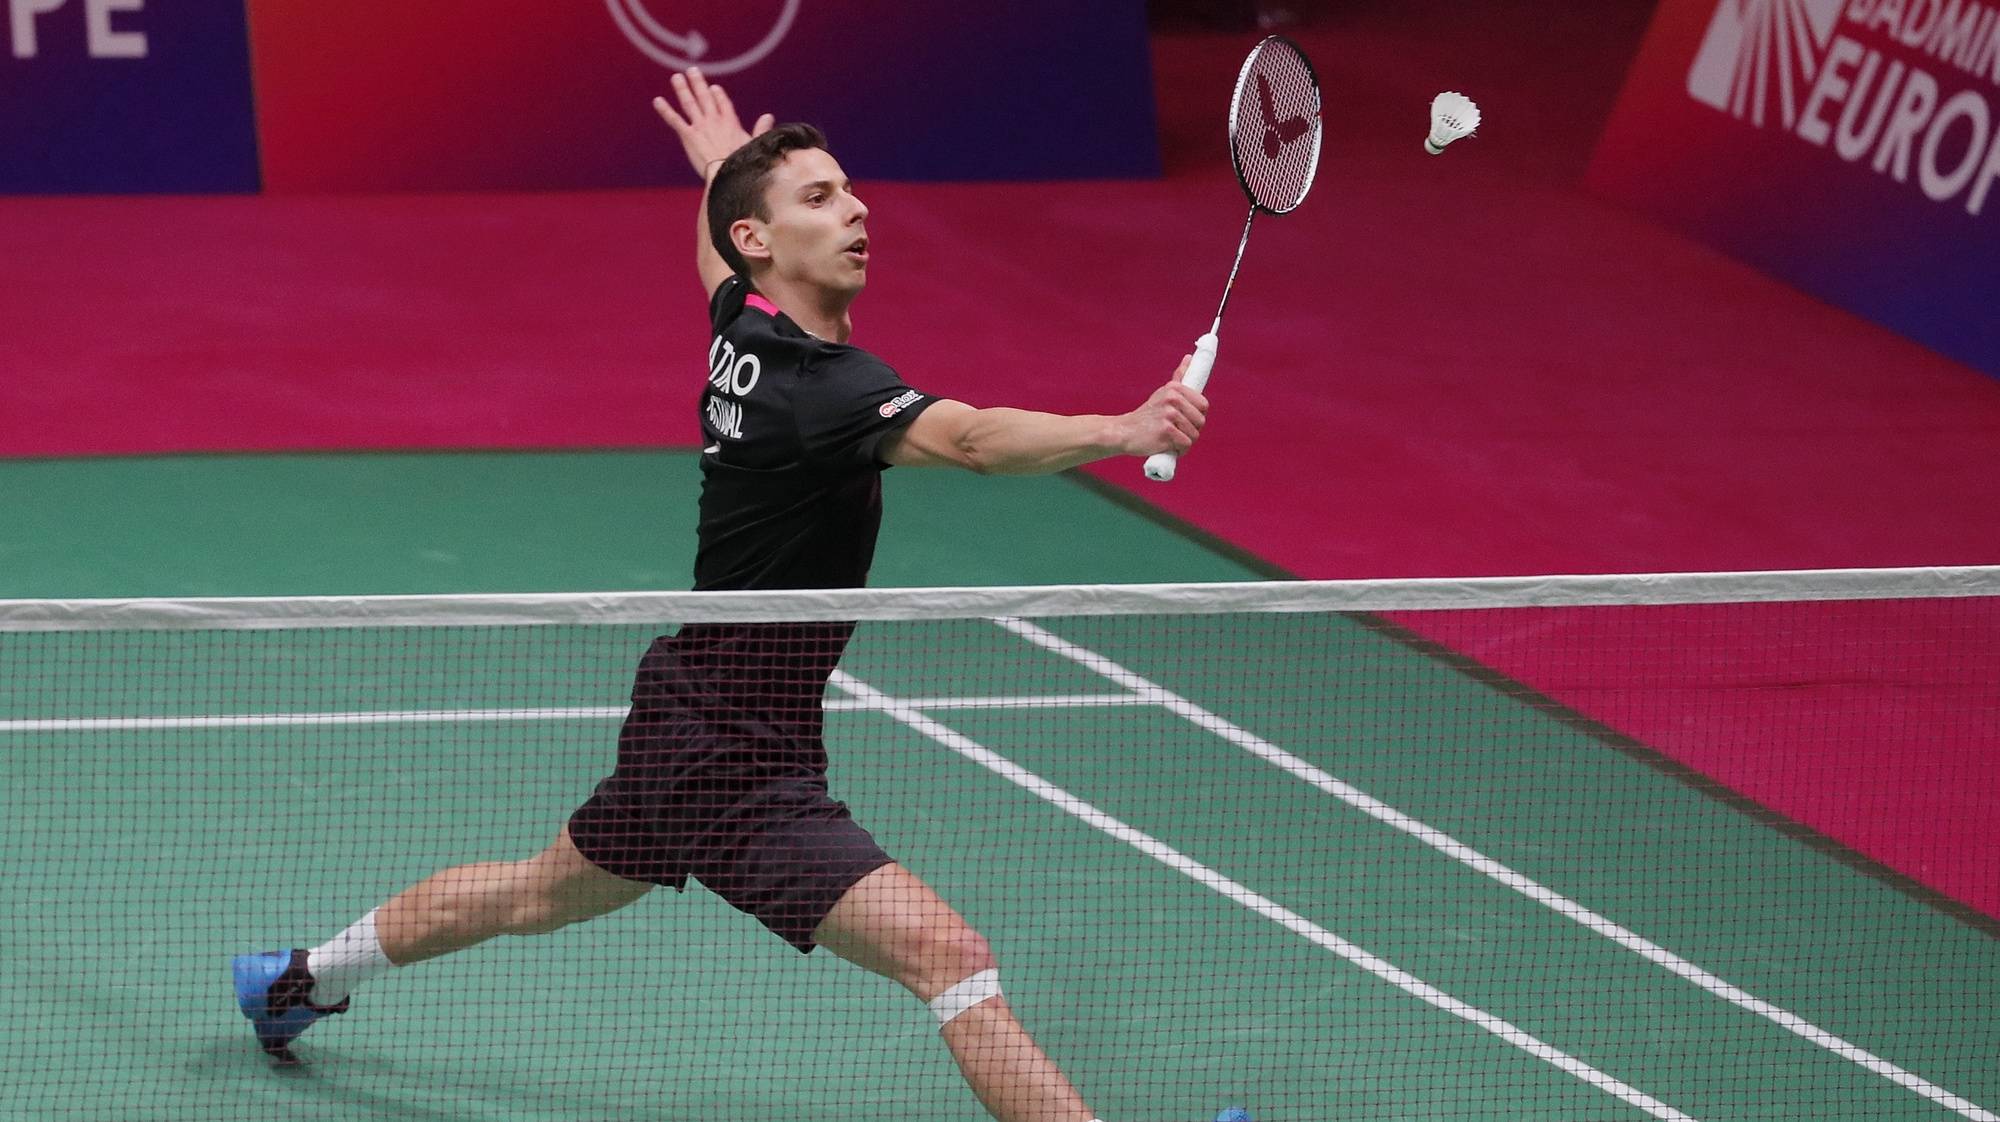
top-left (926, 968), bottom-right (1002, 1027)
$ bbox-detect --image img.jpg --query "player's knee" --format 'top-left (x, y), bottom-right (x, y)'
top-left (907, 924), bottom-right (997, 1000)
top-left (916, 928), bottom-right (1003, 1028)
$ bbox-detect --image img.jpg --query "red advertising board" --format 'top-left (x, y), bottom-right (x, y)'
top-left (247, 0), bottom-right (1158, 191)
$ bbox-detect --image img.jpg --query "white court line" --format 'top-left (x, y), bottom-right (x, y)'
top-left (0, 708), bottom-right (629, 732)
top-left (0, 694), bottom-right (1150, 734)
top-left (994, 617), bottom-right (1999, 1122)
top-left (835, 693), bottom-right (1154, 712)
top-left (831, 667), bottom-right (1700, 1122)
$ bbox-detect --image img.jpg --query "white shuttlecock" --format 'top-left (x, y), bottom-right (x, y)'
top-left (1425, 91), bottom-right (1480, 155)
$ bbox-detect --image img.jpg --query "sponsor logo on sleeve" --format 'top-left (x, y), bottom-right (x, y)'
top-left (878, 389), bottom-right (924, 418)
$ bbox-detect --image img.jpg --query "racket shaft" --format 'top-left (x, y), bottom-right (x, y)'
top-left (1144, 332), bottom-right (1219, 482)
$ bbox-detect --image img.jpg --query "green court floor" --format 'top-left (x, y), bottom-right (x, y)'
top-left (0, 450), bottom-right (1267, 598)
top-left (2, 452), bottom-right (1995, 1121)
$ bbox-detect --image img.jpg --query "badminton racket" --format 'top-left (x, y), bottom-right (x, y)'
top-left (1146, 35), bottom-right (1322, 483)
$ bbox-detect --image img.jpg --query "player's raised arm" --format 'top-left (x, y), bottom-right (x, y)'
top-left (651, 68), bottom-right (774, 298)
top-left (882, 356), bottom-right (1206, 475)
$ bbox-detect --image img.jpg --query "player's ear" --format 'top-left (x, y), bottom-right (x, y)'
top-left (732, 219), bottom-right (772, 268)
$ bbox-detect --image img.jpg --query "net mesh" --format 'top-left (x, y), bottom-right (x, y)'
top-left (1230, 36), bottom-right (1320, 214)
top-left (3, 571), bottom-right (1997, 1121)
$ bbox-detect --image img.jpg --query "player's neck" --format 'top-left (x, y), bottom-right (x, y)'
top-left (755, 276), bottom-right (855, 344)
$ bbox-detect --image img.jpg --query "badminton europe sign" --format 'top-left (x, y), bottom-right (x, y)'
top-left (1589, 0), bottom-right (2000, 380)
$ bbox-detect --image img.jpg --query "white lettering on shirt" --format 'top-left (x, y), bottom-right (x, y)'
top-left (707, 336), bottom-right (762, 397)
top-left (705, 395), bottom-right (744, 439)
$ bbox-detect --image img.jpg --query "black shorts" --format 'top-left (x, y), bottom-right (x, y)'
top-left (566, 636), bottom-right (893, 953)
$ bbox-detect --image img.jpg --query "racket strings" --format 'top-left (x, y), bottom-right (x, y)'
top-left (1230, 40), bottom-right (1320, 214)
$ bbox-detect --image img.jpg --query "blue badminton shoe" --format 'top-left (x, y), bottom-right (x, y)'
top-left (1212, 1110), bottom-right (1253, 1122)
top-left (232, 948), bottom-right (348, 1062)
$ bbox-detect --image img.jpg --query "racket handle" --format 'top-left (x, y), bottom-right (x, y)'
top-left (1144, 332), bottom-right (1219, 483)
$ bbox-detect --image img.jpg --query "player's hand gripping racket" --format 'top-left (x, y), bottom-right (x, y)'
top-left (1146, 36), bottom-right (1322, 482)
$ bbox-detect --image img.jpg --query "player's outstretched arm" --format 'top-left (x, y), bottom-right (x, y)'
top-left (882, 356), bottom-right (1206, 476)
top-left (651, 68), bottom-right (774, 298)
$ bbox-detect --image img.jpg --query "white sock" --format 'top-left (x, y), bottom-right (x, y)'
top-left (306, 908), bottom-right (395, 1005)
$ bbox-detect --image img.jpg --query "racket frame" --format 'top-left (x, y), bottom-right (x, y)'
top-left (1146, 35), bottom-right (1321, 484)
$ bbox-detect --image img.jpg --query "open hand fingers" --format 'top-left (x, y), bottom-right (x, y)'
top-left (687, 67), bottom-right (722, 117)
top-left (753, 112), bottom-right (775, 136)
top-left (710, 81), bottom-right (739, 124)
top-left (672, 70), bottom-right (713, 126)
top-left (652, 95), bottom-right (690, 133)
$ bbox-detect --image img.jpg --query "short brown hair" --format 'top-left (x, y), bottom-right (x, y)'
top-left (707, 123), bottom-right (829, 278)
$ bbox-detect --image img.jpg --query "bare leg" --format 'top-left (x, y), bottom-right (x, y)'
top-left (375, 825), bottom-right (652, 965)
top-left (813, 863), bottom-right (1095, 1122)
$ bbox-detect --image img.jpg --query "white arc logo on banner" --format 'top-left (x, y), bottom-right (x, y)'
top-left (1687, 0), bottom-right (1846, 128)
top-left (605, 0), bottom-right (800, 75)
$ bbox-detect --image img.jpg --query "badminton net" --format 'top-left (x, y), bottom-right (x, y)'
top-left (1, 567), bottom-right (1996, 1121)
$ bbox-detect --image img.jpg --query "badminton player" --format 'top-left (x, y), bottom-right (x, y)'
top-left (233, 68), bottom-right (1209, 1122)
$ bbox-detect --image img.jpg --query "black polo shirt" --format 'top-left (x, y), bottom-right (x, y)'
top-left (663, 276), bottom-right (937, 724)
top-left (691, 275), bottom-right (935, 593)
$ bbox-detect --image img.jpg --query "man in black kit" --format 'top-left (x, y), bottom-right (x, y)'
top-left (234, 68), bottom-right (1210, 1122)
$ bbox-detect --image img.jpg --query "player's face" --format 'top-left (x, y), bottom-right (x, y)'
top-left (752, 148), bottom-right (870, 297)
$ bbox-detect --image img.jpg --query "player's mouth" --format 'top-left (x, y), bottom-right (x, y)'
top-left (843, 236), bottom-right (869, 265)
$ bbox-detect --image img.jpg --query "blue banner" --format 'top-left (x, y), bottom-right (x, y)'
top-left (0, 0), bottom-right (257, 193)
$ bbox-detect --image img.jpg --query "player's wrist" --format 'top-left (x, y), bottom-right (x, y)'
top-left (1104, 413), bottom-right (1144, 457)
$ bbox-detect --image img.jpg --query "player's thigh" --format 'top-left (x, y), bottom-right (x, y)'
top-left (528, 825), bottom-right (653, 923)
top-left (813, 862), bottom-right (995, 1000)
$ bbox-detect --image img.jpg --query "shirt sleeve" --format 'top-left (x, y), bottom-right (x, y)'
top-left (794, 348), bottom-right (937, 468)
top-left (708, 275), bottom-right (748, 333)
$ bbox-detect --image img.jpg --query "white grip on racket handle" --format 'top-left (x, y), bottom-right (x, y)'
top-left (1143, 332), bottom-right (1218, 483)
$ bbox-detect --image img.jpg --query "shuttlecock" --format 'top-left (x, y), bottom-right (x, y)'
top-left (1425, 91), bottom-right (1480, 155)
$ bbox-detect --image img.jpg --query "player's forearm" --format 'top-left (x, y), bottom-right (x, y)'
top-left (955, 408), bottom-right (1124, 476)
